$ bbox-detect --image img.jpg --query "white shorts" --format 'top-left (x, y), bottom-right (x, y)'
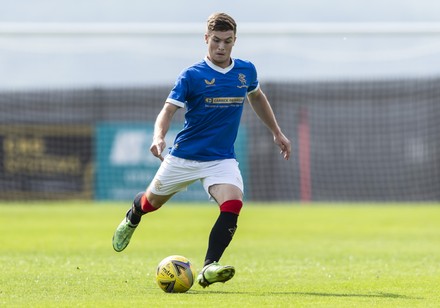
top-left (148, 154), bottom-right (244, 198)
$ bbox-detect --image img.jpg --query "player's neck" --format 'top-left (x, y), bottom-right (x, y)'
top-left (206, 56), bottom-right (232, 69)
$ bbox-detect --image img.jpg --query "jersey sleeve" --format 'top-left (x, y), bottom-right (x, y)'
top-left (166, 70), bottom-right (190, 108)
top-left (247, 62), bottom-right (260, 94)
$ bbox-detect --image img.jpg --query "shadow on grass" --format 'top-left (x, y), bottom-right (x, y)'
top-left (190, 290), bottom-right (423, 300)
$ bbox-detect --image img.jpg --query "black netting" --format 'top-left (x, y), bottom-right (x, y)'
top-left (1, 78), bottom-right (439, 201)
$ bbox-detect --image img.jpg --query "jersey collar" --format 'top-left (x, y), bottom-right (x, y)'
top-left (204, 56), bottom-right (235, 74)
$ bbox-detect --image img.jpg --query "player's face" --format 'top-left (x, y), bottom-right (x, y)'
top-left (205, 30), bottom-right (236, 68)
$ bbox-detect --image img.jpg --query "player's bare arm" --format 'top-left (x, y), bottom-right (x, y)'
top-left (247, 88), bottom-right (291, 160)
top-left (150, 102), bottom-right (179, 161)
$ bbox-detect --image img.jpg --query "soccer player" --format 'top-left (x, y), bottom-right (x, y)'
top-left (112, 12), bottom-right (291, 288)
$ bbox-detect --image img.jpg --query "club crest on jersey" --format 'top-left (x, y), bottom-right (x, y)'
top-left (204, 78), bottom-right (216, 86)
top-left (237, 73), bottom-right (248, 89)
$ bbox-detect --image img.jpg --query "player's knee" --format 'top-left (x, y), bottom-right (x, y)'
top-left (220, 199), bottom-right (243, 215)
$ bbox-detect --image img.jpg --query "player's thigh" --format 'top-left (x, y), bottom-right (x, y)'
top-left (147, 155), bottom-right (199, 206)
top-left (208, 183), bottom-right (243, 205)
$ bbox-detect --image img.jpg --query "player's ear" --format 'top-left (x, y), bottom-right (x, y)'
top-left (204, 33), bottom-right (209, 44)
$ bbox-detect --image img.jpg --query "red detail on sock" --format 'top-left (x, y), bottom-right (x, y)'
top-left (140, 194), bottom-right (158, 213)
top-left (220, 200), bottom-right (243, 215)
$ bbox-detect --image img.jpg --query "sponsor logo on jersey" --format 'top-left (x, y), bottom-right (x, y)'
top-left (205, 97), bottom-right (244, 104)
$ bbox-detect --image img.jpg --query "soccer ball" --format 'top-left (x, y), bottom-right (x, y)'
top-left (156, 255), bottom-right (196, 293)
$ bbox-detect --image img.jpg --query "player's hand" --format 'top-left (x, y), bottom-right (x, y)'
top-left (150, 138), bottom-right (166, 161)
top-left (274, 132), bottom-right (291, 160)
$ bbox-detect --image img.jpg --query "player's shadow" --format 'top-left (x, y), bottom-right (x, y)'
top-left (190, 290), bottom-right (422, 300)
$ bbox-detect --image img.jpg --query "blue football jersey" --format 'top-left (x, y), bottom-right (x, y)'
top-left (166, 57), bottom-right (259, 161)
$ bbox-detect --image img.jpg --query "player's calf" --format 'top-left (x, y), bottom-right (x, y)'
top-left (127, 192), bottom-right (159, 225)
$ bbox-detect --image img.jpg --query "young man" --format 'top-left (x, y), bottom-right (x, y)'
top-left (112, 12), bottom-right (291, 288)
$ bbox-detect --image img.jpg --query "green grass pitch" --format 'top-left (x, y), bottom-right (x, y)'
top-left (1, 202), bottom-right (439, 307)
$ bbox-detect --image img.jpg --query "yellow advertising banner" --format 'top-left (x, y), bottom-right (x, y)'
top-left (0, 125), bottom-right (92, 200)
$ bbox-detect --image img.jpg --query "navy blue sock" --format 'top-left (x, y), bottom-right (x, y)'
top-left (126, 192), bottom-right (145, 226)
top-left (204, 212), bottom-right (238, 267)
